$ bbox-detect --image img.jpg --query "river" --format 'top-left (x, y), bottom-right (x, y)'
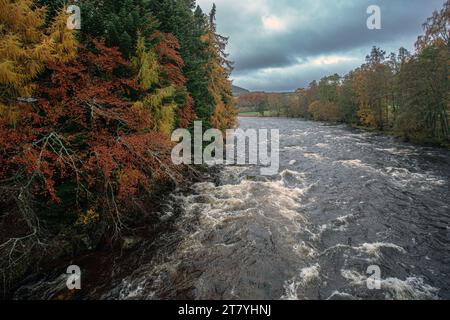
top-left (14, 117), bottom-right (450, 300)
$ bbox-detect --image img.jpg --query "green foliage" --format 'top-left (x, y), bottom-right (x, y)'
top-left (79, 0), bottom-right (158, 58)
top-left (148, 1), bottom-right (216, 126)
top-left (318, 74), bottom-right (340, 103)
top-left (236, 1), bottom-right (449, 145)
top-left (395, 45), bottom-right (449, 142)
top-left (0, 0), bottom-right (236, 291)
top-left (132, 35), bottom-right (159, 91)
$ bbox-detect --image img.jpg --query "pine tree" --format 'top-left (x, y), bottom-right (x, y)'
top-left (79, 0), bottom-right (158, 58)
top-left (148, 1), bottom-right (215, 126)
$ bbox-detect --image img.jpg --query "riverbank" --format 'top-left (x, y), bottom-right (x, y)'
top-left (7, 118), bottom-right (450, 299)
top-left (95, 118), bottom-right (450, 299)
top-left (238, 114), bottom-right (450, 149)
top-left (2, 165), bottom-right (212, 299)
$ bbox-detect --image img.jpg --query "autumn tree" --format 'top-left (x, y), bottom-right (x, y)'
top-left (131, 35), bottom-right (177, 136)
top-left (0, 0), bottom-right (235, 292)
top-left (337, 72), bottom-right (359, 125)
top-left (147, 0), bottom-right (214, 125)
top-left (205, 4), bottom-right (236, 131)
top-left (394, 1), bottom-right (450, 142)
top-left (306, 80), bottom-right (320, 106)
top-left (267, 93), bottom-right (284, 117)
top-left (237, 92), bottom-right (268, 115)
top-left (1, 37), bottom-right (181, 255)
top-left (416, 0), bottom-right (449, 50)
top-left (0, 0), bottom-right (50, 104)
top-left (0, 1), bottom-right (77, 126)
top-left (308, 100), bottom-right (341, 122)
top-left (152, 31), bottom-right (196, 128)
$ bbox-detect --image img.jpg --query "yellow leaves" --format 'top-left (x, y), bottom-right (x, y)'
top-left (211, 100), bottom-right (237, 132)
top-left (76, 209), bottom-right (100, 226)
top-left (0, 60), bottom-right (23, 87)
top-left (144, 86), bottom-right (175, 109)
top-left (138, 86), bottom-right (177, 135)
top-left (0, 1), bottom-right (44, 41)
top-left (203, 29), bottom-right (236, 130)
top-left (155, 102), bottom-right (176, 136)
top-left (131, 101), bottom-right (145, 113)
top-left (132, 35), bottom-right (159, 91)
top-left (0, 1), bottom-right (46, 99)
top-left (131, 35), bottom-right (179, 136)
top-left (357, 103), bottom-right (377, 127)
top-left (0, 102), bottom-right (21, 127)
top-left (46, 8), bottom-right (78, 63)
top-left (0, 1), bottom-right (78, 122)
top-left (0, 34), bottom-right (23, 61)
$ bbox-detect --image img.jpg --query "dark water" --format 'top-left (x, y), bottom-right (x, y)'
top-left (16, 117), bottom-right (450, 300)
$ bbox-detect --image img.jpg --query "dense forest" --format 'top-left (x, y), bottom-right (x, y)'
top-left (238, 1), bottom-right (449, 146)
top-left (0, 0), bottom-right (236, 291)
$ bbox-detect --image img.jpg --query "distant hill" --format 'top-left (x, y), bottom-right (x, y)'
top-left (232, 85), bottom-right (250, 96)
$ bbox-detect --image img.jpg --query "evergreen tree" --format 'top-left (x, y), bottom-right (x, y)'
top-left (80, 0), bottom-right (158, 58)
top-left (148, 0), bottom-right (215, 126)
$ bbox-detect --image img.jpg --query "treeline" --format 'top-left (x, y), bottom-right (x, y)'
top-left (238, 1), bottom-right (449, 145)
top-left (0, 0), bottom-right (235, 288)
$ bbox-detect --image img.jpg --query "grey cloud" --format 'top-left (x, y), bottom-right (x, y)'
top-left (197, 0), bottom-right (445, 91)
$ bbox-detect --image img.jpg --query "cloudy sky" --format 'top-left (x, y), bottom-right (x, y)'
top-left (196, 0), bottom-right (445, 92)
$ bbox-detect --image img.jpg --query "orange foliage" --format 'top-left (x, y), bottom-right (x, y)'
top-left (152, 31), bottom-right (186, 88)
top-left (0, 39), bottom-right (181, 228)
top-left (308, 101), bottom-right (341, 122)
top-left (178, 93), bottom-right (197, 128)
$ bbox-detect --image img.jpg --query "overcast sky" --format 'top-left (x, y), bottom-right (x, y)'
top-left (196, 0), bottom-right (445, 92)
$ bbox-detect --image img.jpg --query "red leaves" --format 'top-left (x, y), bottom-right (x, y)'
top-left (85, 131), bottom-right (178, 206)
top-left (237, 92), bottom-right (268, 109)
top-left (40, 39), bottom-right (132, 117)
top-left (83, 39), bottom-right (129, 75)
top-left (178, 93), bottom-right (197, 128)
top-left (151, 32), bottom-right (197, 129)
top-left (0, 37), bottom-right (181, 223)
top-left (89, 145), bottom-right (117, 179)
top-left (152, 31), bottom-right (186, 88)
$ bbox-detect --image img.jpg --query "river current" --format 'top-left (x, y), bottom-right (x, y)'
top-left (14, 117), bottom-right (450, 300)
top-left (102, 117), bottom-right (450, 300)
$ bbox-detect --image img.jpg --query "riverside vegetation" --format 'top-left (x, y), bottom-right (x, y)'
top-left (0, 0), bottom-right (236, 294)
top-left (237, 1), bottom-right (450, 147)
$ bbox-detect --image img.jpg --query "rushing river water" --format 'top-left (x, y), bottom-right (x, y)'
top-left (14, 117), bottom-right (450, 300)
